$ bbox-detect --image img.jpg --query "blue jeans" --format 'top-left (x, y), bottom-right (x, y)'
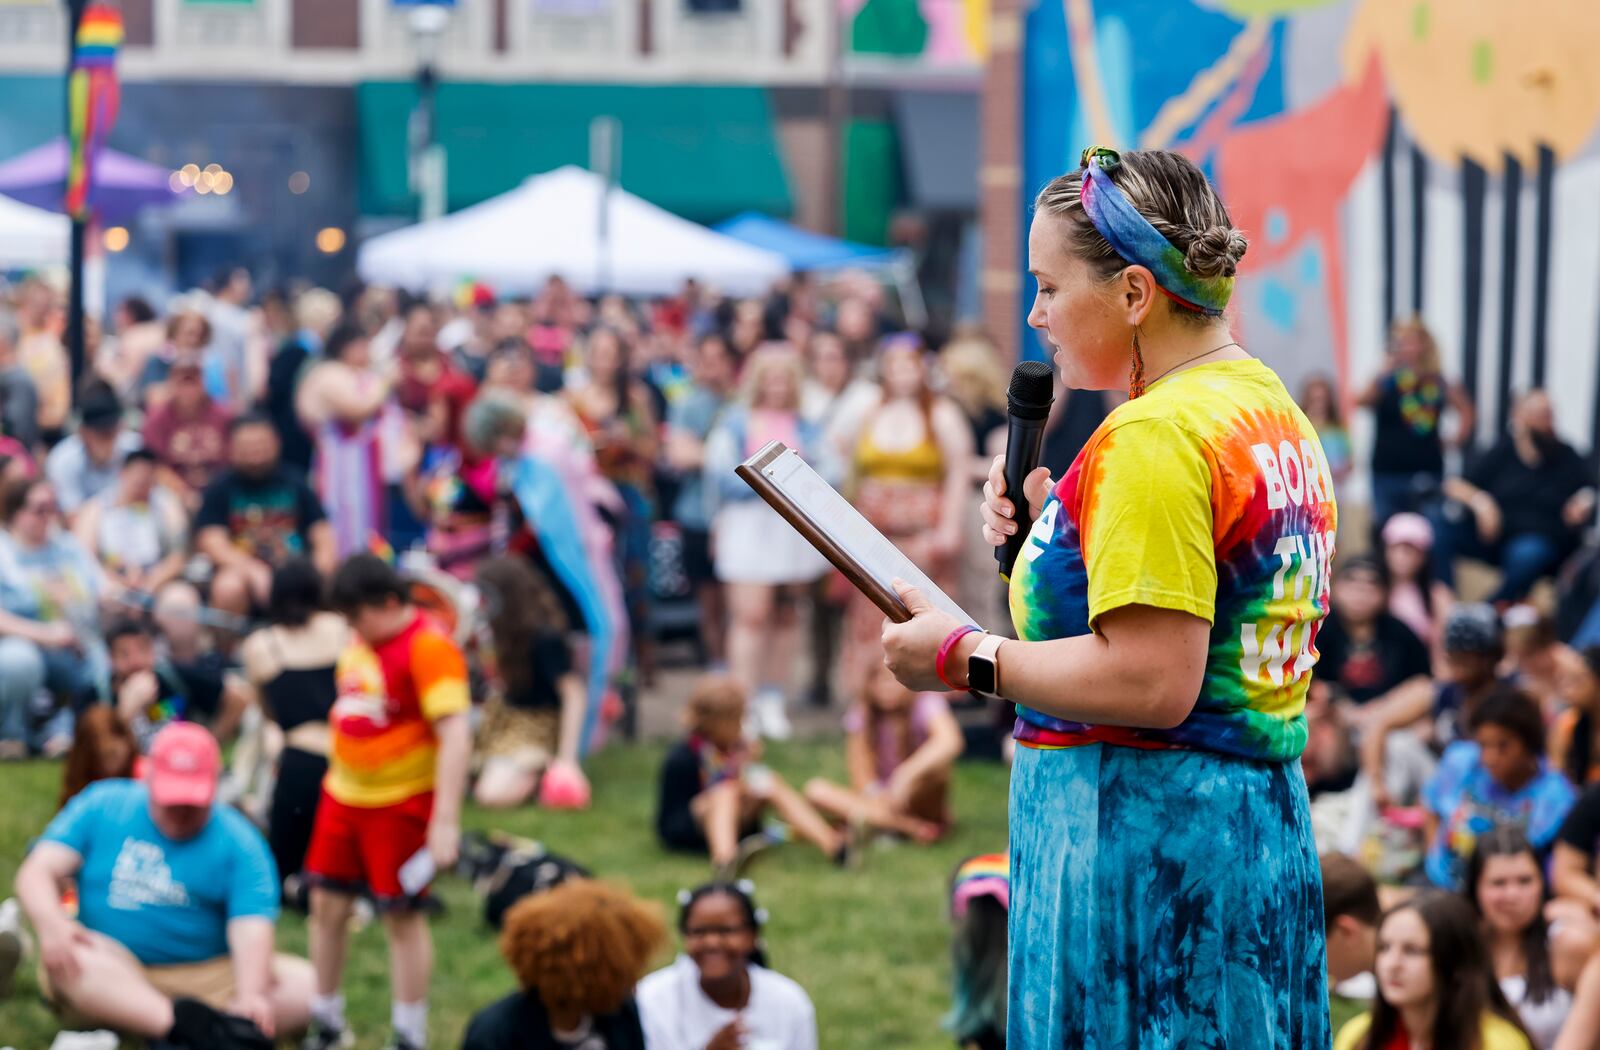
top-left (0, 636), bottom-right (103, 749)
top-left (1426, 505), bottom-right (1564, 603)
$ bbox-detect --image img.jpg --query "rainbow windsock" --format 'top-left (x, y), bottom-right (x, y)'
top-left (65, 3), bottom-right (123, 220)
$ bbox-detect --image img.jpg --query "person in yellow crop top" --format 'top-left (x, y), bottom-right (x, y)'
top-left (834, 334), bottom-right (972, 694)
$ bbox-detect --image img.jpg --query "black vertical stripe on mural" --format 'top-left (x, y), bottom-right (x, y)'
top-left (1592, 186), bottom-right (1600, 460)
top-left (1461, 157), bottom-right (1486, 410)
top-left (1496, 153), bottom-right (1522, 438)
top-left (1380, 106), bottom-right (1398, 326)
top-left (1531, 144), bottom-right (1554, 388)
top-left (1592, 215), bottom-right (1600, 458)
top-left (1410, 143), bottom-right (1428, 314)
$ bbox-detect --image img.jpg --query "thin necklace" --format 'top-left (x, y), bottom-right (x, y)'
top-left (1145, 340), bottom-right (1242, 388)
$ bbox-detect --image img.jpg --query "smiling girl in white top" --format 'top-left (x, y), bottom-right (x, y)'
top-left (638, 881), bottom-right (816, 1050)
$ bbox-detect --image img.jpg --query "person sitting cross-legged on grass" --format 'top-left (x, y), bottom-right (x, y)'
top-left (655, 674), bottom-right (847, 878)
top-left (803, 661), bottom-right (965, 845)
top-left (639, 880), bottom-right (817, 1050)
top-left (462, 879), bottom-right (664, 1050)
top-left (11, 722), bottom-right (313, 1048)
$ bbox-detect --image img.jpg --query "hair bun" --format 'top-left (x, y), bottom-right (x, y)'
top-left (1184, 225), bottom-right (1248, 279)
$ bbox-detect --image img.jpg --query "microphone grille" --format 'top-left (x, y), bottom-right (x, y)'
top-left (1007, 360), bottom-right (1056, 418)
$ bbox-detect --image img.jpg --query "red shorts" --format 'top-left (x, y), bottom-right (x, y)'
top-left (303, 789), bottom-right (433, 906)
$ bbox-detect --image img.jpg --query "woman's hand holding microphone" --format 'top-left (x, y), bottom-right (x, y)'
top-left (980, 453), bottom-right (1053, 549)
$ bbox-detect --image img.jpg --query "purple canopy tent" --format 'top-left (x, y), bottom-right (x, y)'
top-left (0, 137), bottom-right (182, 221)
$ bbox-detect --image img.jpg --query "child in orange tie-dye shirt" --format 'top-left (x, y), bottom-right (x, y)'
top-left (302, 554), bottom-right (472, 1050)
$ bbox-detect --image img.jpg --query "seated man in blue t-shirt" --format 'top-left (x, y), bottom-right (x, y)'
top-left (13, 722), bottom-right (313, 1045)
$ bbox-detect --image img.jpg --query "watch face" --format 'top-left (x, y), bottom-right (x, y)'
top-left (968, 655), bottom-right (996, 695)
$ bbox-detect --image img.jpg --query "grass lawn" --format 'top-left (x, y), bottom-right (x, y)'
top-left (0, 741), bottom-right (1013, 1049)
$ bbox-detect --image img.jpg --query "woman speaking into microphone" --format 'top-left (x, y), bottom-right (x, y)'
top-left (883, 147), bottom-right (1336, 1047)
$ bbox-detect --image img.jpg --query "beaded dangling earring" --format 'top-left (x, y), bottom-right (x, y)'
top-left (1128, 329), bottom-right (1146, 399)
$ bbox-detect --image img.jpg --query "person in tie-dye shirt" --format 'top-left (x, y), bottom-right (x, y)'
top-left (882, 147), bottom-right (1334, 1048)
top-left (302, 554), bottom-right (472, 1050)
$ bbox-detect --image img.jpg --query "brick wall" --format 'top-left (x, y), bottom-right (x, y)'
top-left (291, 0), bottom-right (360, 50)
top-left (122, 0), bottom-right (154, 48)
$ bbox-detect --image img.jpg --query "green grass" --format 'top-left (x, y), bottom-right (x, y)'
top-left (0, 743), bottom-right (1012, 1049)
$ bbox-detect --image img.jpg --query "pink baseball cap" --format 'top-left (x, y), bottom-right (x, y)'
top-left (1382, 512), bottom-right (1434, 552)
top-left (146, 722), bottom-right (221, 808)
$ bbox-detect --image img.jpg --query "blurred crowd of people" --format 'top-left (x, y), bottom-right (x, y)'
top-left (1303, 317), bottom-right (1600, 1049)
top-left (7, 256), bottom-right (1600, 1048)
top-left (0, 268), bottom-right (1013, 1050)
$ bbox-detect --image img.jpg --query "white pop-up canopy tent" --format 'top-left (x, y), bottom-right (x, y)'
top-left (358, 166), bottom-right (790, 298)
top-left (0, 194), bottom-right (69, 270)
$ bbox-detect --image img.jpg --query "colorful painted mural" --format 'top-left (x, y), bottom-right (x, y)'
top-left (1023, 0), bottom-right (1600, 457)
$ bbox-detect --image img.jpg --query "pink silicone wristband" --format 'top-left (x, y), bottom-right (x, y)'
top-left (936, 625), bottom-right (982, 690)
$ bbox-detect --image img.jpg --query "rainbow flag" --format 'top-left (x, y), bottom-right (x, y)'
top-left (510, 423), bottom-right (629, 756)
top-left (65, 3), bottom-right (123, 220)
top-left (367, 532), bottom-right (397, 566)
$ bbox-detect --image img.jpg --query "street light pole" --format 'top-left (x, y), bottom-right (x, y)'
top-left (590, 115), bottom-right (619, 295)
top-left (64, 0), bottom-right (88, 397)
top-left (407, 2), bottom-right (449, 223)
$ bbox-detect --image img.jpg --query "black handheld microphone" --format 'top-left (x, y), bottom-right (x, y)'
top-left (996, 360), bottom-right (1056, 580)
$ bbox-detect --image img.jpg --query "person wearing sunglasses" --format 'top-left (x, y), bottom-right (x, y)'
top-left (0, 475), bottom-right (110, 759)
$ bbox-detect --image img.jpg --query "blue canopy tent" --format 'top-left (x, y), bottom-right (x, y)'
top-left (713, 211), bottom-right (898, 271)
top-left (714, 212), bottom-right (925, 326)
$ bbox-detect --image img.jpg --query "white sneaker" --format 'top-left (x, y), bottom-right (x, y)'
top-left (49, 1034), bottom-right (119, 1050)
top-left (754, 691), bottom-right (792, 741)
top-left (0, 898), bottom-right (25, 999)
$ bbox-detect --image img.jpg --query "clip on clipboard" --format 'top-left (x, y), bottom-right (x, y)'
top-left (735, 440), bottom-right (981, 627)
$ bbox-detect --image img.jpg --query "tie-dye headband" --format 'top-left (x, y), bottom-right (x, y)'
top-left (1077, 146), bottom-right (1233, 317)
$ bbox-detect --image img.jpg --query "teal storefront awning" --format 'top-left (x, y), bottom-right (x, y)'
top-left (0, 76), bottom-right (67, 158)
top-left (357, 82), bottom-right (792, 223)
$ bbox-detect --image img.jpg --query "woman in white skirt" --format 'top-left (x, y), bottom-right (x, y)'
top-left (704, 344), bottom-right (832, 740)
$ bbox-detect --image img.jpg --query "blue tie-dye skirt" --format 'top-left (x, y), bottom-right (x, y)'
top-left (1009, 743), bottom-right (1330, 1049)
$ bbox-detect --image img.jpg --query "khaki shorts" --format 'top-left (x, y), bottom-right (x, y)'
top-left (40, 930), bottom-right (294, 1018)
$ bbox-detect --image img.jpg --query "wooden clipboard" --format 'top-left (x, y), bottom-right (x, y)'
top-left (735, 440), bottom-right (980, 627)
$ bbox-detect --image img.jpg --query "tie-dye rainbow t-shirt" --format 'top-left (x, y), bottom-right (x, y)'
top-left (1008, 359), bottom-right (1337, 762)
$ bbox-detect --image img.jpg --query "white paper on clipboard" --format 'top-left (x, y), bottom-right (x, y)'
top-left (758, 446), bottom-right (983, 629)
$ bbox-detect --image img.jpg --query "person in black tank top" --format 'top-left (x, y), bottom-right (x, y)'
top-left (1358, 318), bottom-right (1475, 542)
top-left (238, 559), bottom-right (347, 903)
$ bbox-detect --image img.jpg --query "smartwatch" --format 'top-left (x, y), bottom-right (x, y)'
top-left (967, 634), bottom-right (1005, 697)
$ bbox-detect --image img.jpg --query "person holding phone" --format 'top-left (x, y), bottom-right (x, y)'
top-left (882, 147), bottom-right (1335, 1046)
top-left (300, 554), bottom-right (472, 1050)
